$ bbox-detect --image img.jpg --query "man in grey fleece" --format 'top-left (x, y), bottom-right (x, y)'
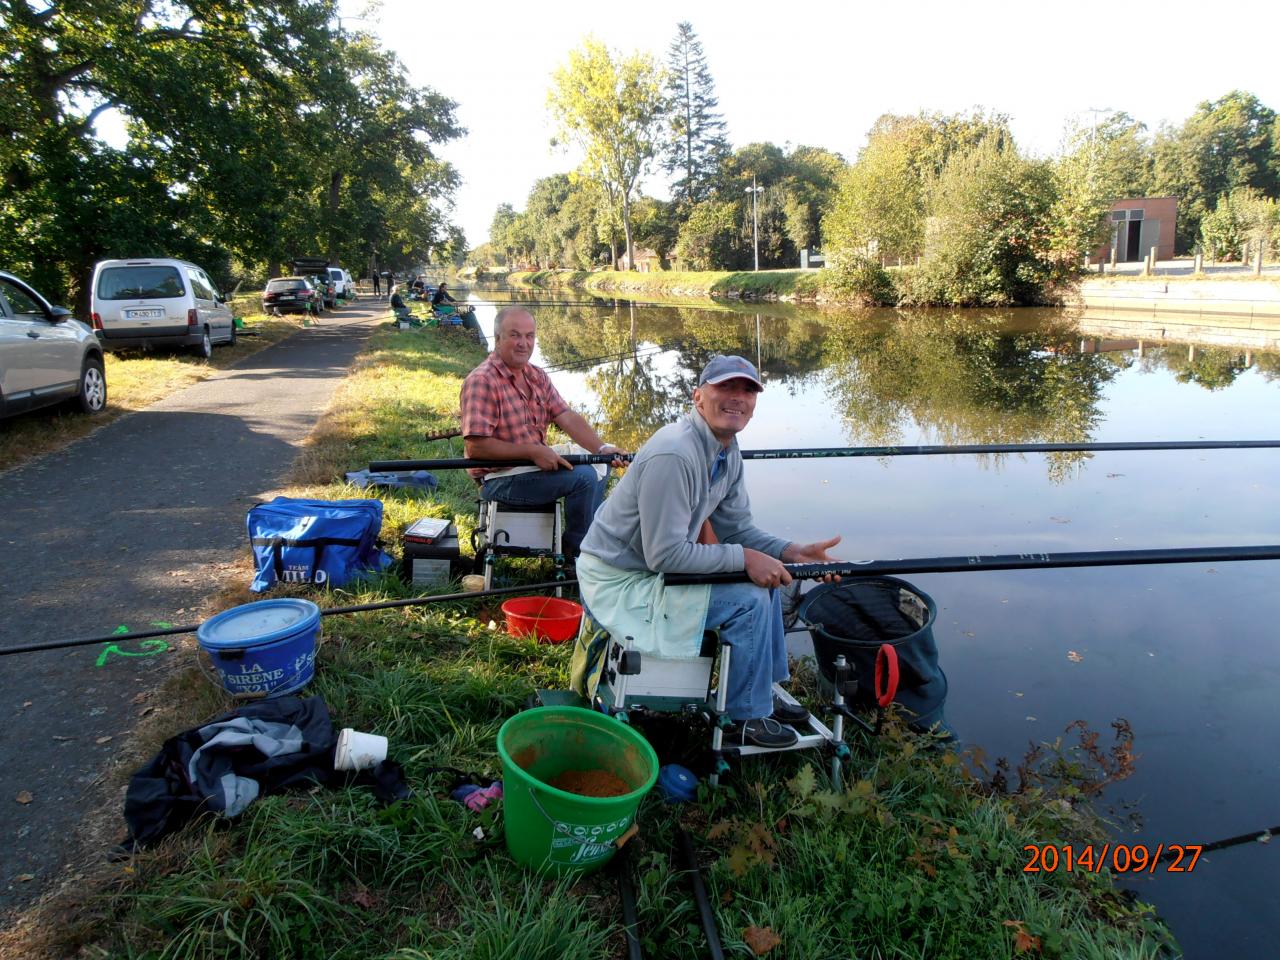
top-left (576, 355), bottom-right (841, 748)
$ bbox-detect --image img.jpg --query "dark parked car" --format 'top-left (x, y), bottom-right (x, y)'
top-left (262, 277), bottom-right (322, 316)
top-left (0, 270), bottom-right (107, 418)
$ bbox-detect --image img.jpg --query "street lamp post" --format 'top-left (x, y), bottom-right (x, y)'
top-left (745, 176), bottom-right (763, 271)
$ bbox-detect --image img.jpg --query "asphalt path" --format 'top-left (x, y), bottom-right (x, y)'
top-left (0, 301), bottom-right (384, 914)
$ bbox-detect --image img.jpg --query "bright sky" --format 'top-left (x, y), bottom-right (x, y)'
top-left (101, 0), bottom-right (1280, 251)
top-left (352, 0), bottom-right (1278, 249)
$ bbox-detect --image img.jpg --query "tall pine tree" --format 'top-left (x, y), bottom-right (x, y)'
top-left (664, 22), bottom-right (729, 206)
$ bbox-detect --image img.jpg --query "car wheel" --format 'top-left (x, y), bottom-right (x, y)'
top-left (193, 328), bottom-right (212, 359)
top-left (77, 356), bottom-right (107, 414)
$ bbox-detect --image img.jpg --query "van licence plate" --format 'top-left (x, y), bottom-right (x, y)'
top-left (126, 308), bottom-right (164, 320)
top-left (279, 294), bottom-right (296, 300)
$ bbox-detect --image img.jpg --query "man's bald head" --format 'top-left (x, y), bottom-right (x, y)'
top-left (494, 306), bottom-right (534, 338)
top-left (493, 307), bottom-right (536, 370)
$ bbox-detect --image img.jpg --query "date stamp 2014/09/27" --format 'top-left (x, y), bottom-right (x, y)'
top-left (1023, 844), bottom-right (1203, 874)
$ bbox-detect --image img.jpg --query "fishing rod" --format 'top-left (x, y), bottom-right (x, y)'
top-left (14, 543), bottom-right (1280, 658)
top-left (369, 439), bottom-right (1280, 473)
top-left (664, 545), bottom-right (1280, 585)
top-left (545, 343), bottom-right (667, 373)
top-left (0, 579), bottom-right (576, 658)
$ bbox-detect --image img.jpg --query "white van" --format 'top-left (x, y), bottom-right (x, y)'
top-left (91, 258), bottom-right (236, 358)
top-left (326, 266), bottom-right (354, 301)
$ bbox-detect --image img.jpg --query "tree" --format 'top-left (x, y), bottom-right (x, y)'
top-left (912, 142), bottom-right (1057, 306)
top-left (0, 0), bottom-right (462, 308)
top-left (1201, 188), bottom-right (1280, 260)
top-left (549, 39), bottom-right (667, 272)
top-left (823, 111), bottom-right (1012, 270)
top-left (674, 199), bottom-right (744, 270)
top-left (1152, 91), bottom-right (1279, 252)
top-left (663, 22), bottom-right (729, 207)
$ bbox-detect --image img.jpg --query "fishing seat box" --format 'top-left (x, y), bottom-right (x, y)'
top-left (402, 518), bottom-right (460, 586)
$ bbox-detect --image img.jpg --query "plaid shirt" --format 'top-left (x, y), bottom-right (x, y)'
top-left (460, 353), bottom-right (570, 479)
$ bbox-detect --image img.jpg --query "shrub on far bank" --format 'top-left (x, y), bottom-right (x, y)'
top-left (819, 256), bottom-right (897, 306)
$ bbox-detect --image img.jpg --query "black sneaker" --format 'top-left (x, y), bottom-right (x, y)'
top-left (725, 717), bottom-right (799, 749)
top-left (771, 695), bottom-right (811, 726)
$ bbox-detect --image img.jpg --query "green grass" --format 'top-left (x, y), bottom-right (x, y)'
top-left (11, 319), bottom-right (1178, 959)
top-left (509, 268), bottom-right (826, 302)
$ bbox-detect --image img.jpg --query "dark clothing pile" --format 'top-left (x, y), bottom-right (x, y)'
top-left (121, 696), bottom-right (408, 851)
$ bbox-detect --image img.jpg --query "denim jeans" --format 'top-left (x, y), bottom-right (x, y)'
top-left (481, 465), bottom-right (607, 557)
top-left (705, 582), bottom-right (789, 721)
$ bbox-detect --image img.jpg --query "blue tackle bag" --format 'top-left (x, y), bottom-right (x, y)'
top-left (247, 497), bottom-right (393, 593)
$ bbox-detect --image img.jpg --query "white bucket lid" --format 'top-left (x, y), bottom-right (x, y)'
top-left (198, 598), bottom-right (321, 649)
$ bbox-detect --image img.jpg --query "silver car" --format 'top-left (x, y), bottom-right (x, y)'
top-left (0, 271), bottom-right (107, 418)
top-left (90, 258), bottom-right (235, 358)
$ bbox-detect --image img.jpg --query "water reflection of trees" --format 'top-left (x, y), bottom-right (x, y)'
top-left (534, 303), bottom-right (1133, 481)
top-left (820, 311), bottom-right (1128, 481)
top-left (534, 304), bottom-right (831, 446)
top-left (1135, 344), bottom-right (1279, 390)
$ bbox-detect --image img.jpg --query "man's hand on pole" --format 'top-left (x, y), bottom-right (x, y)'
top-left (744, 548), bottom-right (792, 589)
top-left (530, 445), bottom-right (573, 471)
top-left (782, 536), bottom-right (843, 582)
top-left (597, 443), bottom-right (630, 469)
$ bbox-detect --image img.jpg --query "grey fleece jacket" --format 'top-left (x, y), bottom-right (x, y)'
top-left (580, 411), bottom-right (790, 574)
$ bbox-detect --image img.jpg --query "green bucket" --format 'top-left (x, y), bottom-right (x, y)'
top-left (497, 706), bottom-right (659, 874)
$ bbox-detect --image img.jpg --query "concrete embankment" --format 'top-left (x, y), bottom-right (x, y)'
top-left (1076, 278), bottom-right (1280, 318)
top-left (1073, 279), bottom-right (1280, 350)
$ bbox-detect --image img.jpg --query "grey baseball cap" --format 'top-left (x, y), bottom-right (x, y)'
top-left (698, 355), bottom-right (764, 391)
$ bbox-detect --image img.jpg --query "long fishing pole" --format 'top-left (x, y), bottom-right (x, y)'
top-left (0, 579), bottom-right (575, 657)
top-left (369, 439), bottom-right (1280, 473)
top-left (13, 543), bottom-right (1280, 658)
top-left (664, 545), bottom-right (1280, 585)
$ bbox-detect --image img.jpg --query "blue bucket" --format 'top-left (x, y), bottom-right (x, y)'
top-left (196, 598), bottom-right (321, 698)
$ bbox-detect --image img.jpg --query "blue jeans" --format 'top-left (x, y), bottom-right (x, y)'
top-left (705, 582), bottom-right (789, 721)
top-left (481, 465), bottom-right (607, 557)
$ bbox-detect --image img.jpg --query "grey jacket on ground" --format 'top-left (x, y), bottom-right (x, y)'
top-left (580, 411), bottom-right (790, 574)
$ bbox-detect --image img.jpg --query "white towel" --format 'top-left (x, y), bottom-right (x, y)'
top-left (483, 443), bottom-right (607, 481)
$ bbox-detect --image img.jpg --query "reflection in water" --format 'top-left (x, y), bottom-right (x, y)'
top-left (534, 303), bottom-right (1147, 481)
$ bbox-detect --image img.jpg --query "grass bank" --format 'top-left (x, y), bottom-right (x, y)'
top-left (4, 311), bottom-right (1176, 959)
top-left (511, 268), bottom-right (827, 302)
top-left (0, 294), bottom-right (305, 474)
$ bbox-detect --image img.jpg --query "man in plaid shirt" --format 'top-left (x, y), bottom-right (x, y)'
top-left (461, 307), bottom-right (627, 558)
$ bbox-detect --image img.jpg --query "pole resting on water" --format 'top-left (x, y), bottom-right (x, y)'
top-left (369, 439), bottom-right (1280, 473)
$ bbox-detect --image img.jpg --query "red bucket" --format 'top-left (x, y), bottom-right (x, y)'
top-left (501, 596), bottom-right (584, 644)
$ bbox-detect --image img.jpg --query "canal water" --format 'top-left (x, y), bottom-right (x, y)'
top-left (476, 293), bottom-right (1279, 957)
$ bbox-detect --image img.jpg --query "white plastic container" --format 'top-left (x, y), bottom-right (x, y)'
top-left (334, 728), bottom-right (388, 771)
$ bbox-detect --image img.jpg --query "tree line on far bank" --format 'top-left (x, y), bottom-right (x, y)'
top-left (2, 0), bottom-right (464, 311)
top-left (470, 22), bottom-right (1280, 306)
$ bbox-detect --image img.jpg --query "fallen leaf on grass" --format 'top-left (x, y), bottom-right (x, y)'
top-left (1003, 919), bottom-right (1042, 954)
top-left (96, 736), bottom-right (113, 745)
top-left (16, 791), bottom-right (33, 804)
top-left (350, 888), bottom-right (378, 909)
top-left (15, 874), bottom-right (34, 883)
top-left (743, 926), bottom-right (781, 955)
